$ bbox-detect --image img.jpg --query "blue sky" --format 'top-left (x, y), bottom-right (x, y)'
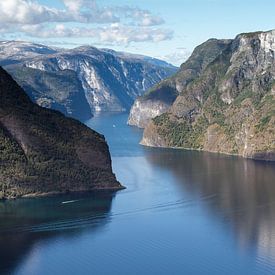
top-left (1, 0), bottom-right (275, 65)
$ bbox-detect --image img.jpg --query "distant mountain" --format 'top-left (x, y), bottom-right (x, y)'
top-left (139, 30), bottom-right (275, 161)
top-left (0, 41), bottom-right (58, 65)
top-left (100, 48), bottom-right (176, 68)
top-left (0, 41), bottom-right (177, 120)
top-left (0, 67), bottom-right (123, 200)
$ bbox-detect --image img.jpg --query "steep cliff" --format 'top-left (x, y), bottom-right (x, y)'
top-left (141, 30), bottom-right (275, 161)
top-left (128, 39), bottom-right (231, 128)
top-left (0, 41), bottom-right (176, 120)
top-left (0, 67), bottom-right (123, 199)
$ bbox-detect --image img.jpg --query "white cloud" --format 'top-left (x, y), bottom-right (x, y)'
top-left (140, 15), bottom-right (164, 27)
top-left (123, 7), bottom-right (165, 26)
top-left (0, 0), bottom-right (119, 25)
top-left (62, 0), bottom-right (83, 13)
top-left (0, 0), bottom-right (172, 45)
top-left (0, 0), bottom-right (165, 26)
top-left (0, 0), bottom-right (66, 25)
top-left (159, 48), bottom-right (191, 66)
top-left (19, 23), bottom-right (173, 45)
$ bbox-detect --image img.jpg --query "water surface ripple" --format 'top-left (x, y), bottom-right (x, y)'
top-left (0, 112), bottom-right (275, 275)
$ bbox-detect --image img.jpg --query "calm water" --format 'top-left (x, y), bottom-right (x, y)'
top-left (1, 112), bottom-right (275, 275)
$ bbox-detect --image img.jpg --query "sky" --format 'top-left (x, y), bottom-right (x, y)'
top-left (1, 0), bottom-right (275, 66)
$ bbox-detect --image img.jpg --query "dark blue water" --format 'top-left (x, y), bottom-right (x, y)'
top-left (1, 112), bottom-right (275, 275)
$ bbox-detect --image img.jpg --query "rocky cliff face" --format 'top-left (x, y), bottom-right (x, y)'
top-left (128, 39), bottom-right (231, 128)
top-left (141, 30), bottom-right (275, 161)
top-left (0, 41), bottom-right (176, 120)
top-left (128, 97), bottom-right (172, 128)
top-left (0, 67), bottom-right (123, 199)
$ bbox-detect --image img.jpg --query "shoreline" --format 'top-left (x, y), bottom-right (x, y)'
top-left (140, 142), bottom-right (275, 162)
top-left (0, 185), bottom-right (126, 201)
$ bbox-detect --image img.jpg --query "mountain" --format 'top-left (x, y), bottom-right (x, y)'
top-left (0, 41), bottom-right (58, 65)
top-left (0, 67), bottom-right (123, 200)
top-left (140, 30), bottom-right (275, 161)
top-left (128, 39), bottom-right (231, 128)
top-left (0, 41), bottom-right (177, 120)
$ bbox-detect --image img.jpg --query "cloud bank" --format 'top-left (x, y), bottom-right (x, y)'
top-left (0, 0), bottom-right (173, 45)
top-left (159, 48), bottom-right (191, 66)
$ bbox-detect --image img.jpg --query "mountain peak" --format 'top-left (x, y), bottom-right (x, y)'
top-left (0, 41), bottom-right (177, 118)
top-left (139, 30), bottom-right (275, 161)
top-left (0, 66), bottom-right (32, 109)
top-left (0, 67), bottom-right (122, 199)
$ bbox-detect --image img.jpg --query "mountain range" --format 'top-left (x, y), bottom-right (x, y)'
top-left (0, 41), bottom-right (177, 120)
top-left (129, 30), bottom-right (275, 161)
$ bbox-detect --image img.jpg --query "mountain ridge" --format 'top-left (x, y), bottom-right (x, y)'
top-left (128, 38), bottom-right (231, 128)
top-left (0, 41), bottom-right (177, 120)
top-left (0, 67), bottom-right (123, 199)
top-left (139, 30), bottom-right (275, 161)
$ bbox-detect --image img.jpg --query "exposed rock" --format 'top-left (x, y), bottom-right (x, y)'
top-left (128, 97), bottom-right (172, 128)
top-left (141, 30), bottom-right (275, 161)
top-left (0, 41), bottom-right (177, 120)
top-left (0, 67), bottom-right (123, 199)
top-left (128, 39), bottom-right (231, 128)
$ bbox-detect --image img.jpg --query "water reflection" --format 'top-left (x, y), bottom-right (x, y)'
top-left (1, 112), bottom-right (274, 274)
top-left (0, 192), bottom-right (115, 274)
top-left (144, 148), bottom-right (275, 265)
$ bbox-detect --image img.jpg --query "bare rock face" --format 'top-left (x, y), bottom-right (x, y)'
top-left (128, 39), bottom-right (231, 128)
top-left (141, 30), bottom-right (275, 161)
top-left (0, 41), bottom-right (176, 120)
top-left (128, 97), bottom-right (172, 128)
top-left (0, 67), bottom-right (123, 199)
